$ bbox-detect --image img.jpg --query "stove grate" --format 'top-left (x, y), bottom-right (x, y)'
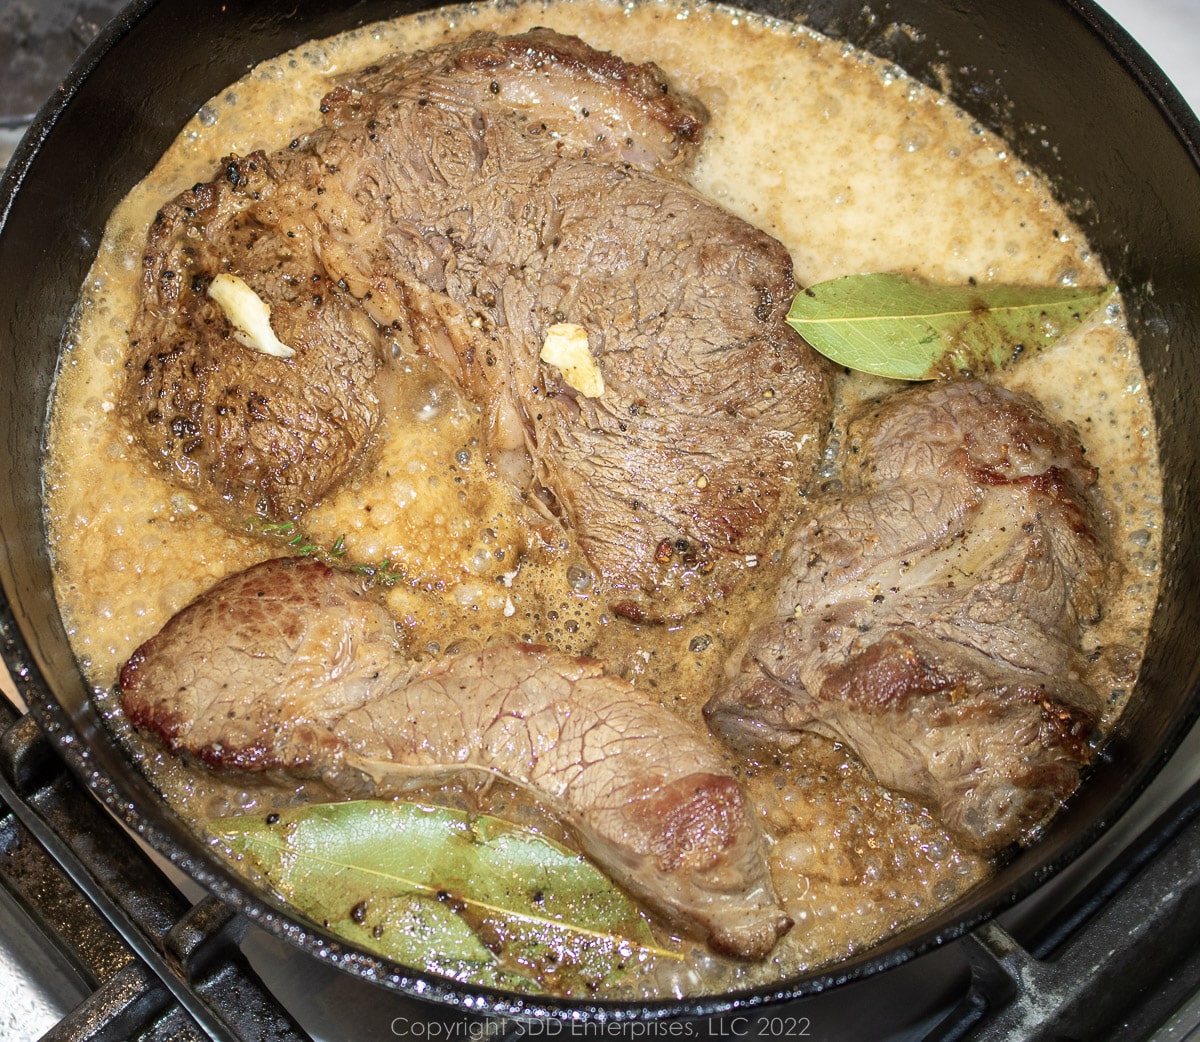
top-left (928, 776), bottom-right (1200, 1042)
top-left (0, 692), bottom-right (315, 1042)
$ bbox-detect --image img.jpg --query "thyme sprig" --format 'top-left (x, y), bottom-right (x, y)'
top-left (352, 558), bottom-right (406, 586)
top-left (245, 520), bottom-right (406, 587)
top-left (249, 519), bottom-right (345, 560)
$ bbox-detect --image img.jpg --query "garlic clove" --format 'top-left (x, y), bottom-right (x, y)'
top-left (207, 273), bottom-right (296, 359)
top-left (539, 322), bottom-right (605, 398)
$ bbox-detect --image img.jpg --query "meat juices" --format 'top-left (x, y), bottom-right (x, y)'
top-left (119, 557), bottom-right (792, 958)
top-left (705, 380), bottom-right (1114, 853)
top-left (123, 28), bottom-right (830, 622)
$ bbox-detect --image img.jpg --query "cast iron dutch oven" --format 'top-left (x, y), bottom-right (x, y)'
top-left (2, 0), bottom-right (1199, 1023)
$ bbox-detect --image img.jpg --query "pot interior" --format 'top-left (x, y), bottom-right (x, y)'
top-left (1, 0), bottom-right (1198, 1017)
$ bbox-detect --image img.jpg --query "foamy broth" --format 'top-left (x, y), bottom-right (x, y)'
top-left (43, 0), bottom-right (1161, 998)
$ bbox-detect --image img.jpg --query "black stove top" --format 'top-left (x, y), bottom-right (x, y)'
top-left (0, 0), bottom-right (126, 125)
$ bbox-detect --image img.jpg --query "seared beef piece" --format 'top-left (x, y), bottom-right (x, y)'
top-left (123, 29), bottom-right (830, 619)
top-left (120, 557), bottom-right (791, 958)
top-left (125, 152), bottom-right (386, 520)
top-left (119, 556), bottom-right (413, 767)
top-left (328, 27), bottom-right (710, 176)
top-left (704, 380), bottom-right (1112, 853)
top-left (315, 29), bottom-right (830, 620)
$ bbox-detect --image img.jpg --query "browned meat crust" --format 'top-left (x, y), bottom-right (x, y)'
top-left (122, 28), bottom-right (830, 621)
top-left (125, 151), bottom-right (386, 519)
top-left (120, 557), bottom-right (792, 958)
top-left (704, 380), bottom-right (1114, 854)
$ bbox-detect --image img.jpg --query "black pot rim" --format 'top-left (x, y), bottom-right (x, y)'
top-left (3, 0), bottom-right (1200, 1021)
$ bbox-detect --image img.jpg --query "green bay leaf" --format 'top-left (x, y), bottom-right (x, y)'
top-left (786, 273), bottom-right (1115, 380)
top-left (209, 800), bottom-right (674, 994)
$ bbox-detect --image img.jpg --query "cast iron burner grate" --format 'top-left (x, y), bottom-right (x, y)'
top-left (0, 688), bottom-right (314, 1042)
top-left (3, 671), bottom-right (1200, 1042)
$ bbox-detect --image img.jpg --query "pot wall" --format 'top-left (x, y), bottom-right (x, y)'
top-left (1, 0), bottom-right (1198, 1017)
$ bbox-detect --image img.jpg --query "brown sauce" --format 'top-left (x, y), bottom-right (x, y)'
top-left (43, 0), bottom-right (1161, 1000)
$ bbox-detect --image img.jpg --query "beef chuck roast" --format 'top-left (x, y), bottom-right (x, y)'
top-left (123, 29), bottom-right (831, 621)
top-left (704, 380), bottom-right (1114, 853)
top-left (125, 152), bottom-right (387, 520)
top-left (120, 556), bottom-right (792, 959)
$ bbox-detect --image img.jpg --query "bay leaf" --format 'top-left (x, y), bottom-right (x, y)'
top-left (786, 273), bottom-right (1115, 380)
top-left (209, 800), bottom-right (674, 994)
